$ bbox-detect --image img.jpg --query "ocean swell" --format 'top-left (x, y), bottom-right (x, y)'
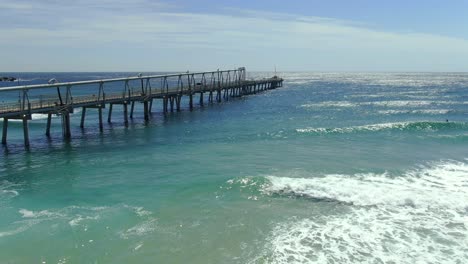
top-left (296, 121), bottom-right (468, 134)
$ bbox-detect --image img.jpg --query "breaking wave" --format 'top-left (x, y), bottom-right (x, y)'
top-left (300, 100), bottom-right (468, 110)
top-left (377, 109), bottom-right (452, 115)
top-left (251, 160), bottom-right (468, 263)
top-left (262, 161), bottom-right (468, 210)
top-left (296, 121), bottom-right (468, 134)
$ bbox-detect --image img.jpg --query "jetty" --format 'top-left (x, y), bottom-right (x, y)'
top-left (0, 68), bottom-right (283, 148)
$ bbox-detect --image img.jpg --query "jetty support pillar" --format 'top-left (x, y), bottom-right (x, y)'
top-left (169, 97), bottom-right (174, 112)
top-left (2, 118), bottom-right (8, 145)
top-left (22, 115), bottom-right (30, 147)
top-left (176, 95), bottom-right (181, 112)
top-left (144, 101), bottom-right (149, 121)
top-left (189, 93), bottom-right (193, 111)
top-left (108, 103), bottom-right (113, 123)
top-left (98, 107), bottom-right (103, 132)
top-left (80, 107), bottom-right (86, 128)
top-left (46, 113), bottom-right (52, 136)
top-left (123, 103), bottom-right (129, 127)
top-left (163, 96), bottom-right (168, 113)
top-left (149, 99), bottom-right (154, 113)
top-left (62, 112), bottom-right (71, 139)
top-left (130, 101), bottom-right (135, 118)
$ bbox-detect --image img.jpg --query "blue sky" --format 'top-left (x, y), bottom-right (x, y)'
top-left (1, 0), bottom-right (467, 72)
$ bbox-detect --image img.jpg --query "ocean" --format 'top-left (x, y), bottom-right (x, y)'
top-left (0, 72), bottom-right (467, 263)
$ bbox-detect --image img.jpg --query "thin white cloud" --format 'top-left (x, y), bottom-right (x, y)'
top-left (0, 0), bottom-right (467, 71)
top-left (0, 0), bottom-right (33, 9)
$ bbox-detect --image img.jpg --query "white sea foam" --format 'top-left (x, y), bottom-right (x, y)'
top-left (119, 218), bottom-right (158, 239)
top-left (263, 161), bottom-right (468, 210)
top-left (300, 101), bottom-right (356, 108)
top-left (365, 100), bottom-right (468, 107)
top-left (368, 100), bottom-right (434, 107)
top-left (68, 205), bottom-right (109, 211)
top-left (68, 215), bottom-right (100, 227)
top-left (377, 109), bottom-right (451, 115)
top-left (299, 99), bottom-right (467, 113)
top-left (347, 91), bottom-right (449, 100)
top-left (19, 209), bottom-right (66, 218)
top-left (296, 122), bottom-right (409, 134)
top-left (0, 220), bottom-right (39, 238)
top-left (296, 121), bottom-right (464, 134)
top-left (0, 204), bottom-right (153, 238)
top-left (0, 215), bottom-right (54, 239)
top-left (1, 190), bottom-right (19, 196)
top-left (123, 205), bottom-right (153, 217)
top-left (267, 207), bottom-right (467, 264)
top-left (257, 160), bottom-right (468, 263)
top-left (287, 80), bottom-right (311, 85)
top-left (0, 180), bottom-right (21, 200)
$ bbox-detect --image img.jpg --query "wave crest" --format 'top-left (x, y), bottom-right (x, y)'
top-left (262, 160), bottom-right (468, 210)
top-left (255, 160), bottom-right (468, 263)
top-left (296, 121), bottom-right (468, 134)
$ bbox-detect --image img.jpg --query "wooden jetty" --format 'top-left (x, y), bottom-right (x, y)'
top-left (0, 68), bottom-right (283, 148)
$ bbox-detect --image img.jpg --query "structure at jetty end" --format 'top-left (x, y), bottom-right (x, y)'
top-left (0, 68), bottom-right (283, 148)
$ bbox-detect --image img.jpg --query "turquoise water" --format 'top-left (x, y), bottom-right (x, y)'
top-left (1, 72), bottom-right (467, 263)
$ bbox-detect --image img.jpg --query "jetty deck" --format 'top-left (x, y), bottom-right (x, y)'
top-left (0, 67), bottom-right (283, 148)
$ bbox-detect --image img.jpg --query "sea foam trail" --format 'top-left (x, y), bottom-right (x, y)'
top-left (0, 204), bottom-right (155, 239)
top-left (0, 180), bottom-right (21, 201)
top-left (377, 109), bottom-right (452, 115)
top-left (300, 101), bottom-right (356, 108)
top-left (296, 121), bottom-right (468, 134)
top-left (300, 100), bottom-right (468, 110)
top-left (256, 160), bottom-right (468, 263)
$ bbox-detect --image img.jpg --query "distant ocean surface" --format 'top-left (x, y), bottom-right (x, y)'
top-left (0, 72), bottom-right (467, 263)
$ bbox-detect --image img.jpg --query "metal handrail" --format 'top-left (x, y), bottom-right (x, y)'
top-left (0, 68), bottom-right (246, 92)
top-left (0, 77), bottom-right (280, 115)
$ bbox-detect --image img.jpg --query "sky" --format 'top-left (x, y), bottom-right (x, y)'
top-left (1, 0), bottom-right (467, 72)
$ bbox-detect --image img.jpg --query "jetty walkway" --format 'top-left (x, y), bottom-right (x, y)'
top-left (0, 68), bottom-right (283, 147)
